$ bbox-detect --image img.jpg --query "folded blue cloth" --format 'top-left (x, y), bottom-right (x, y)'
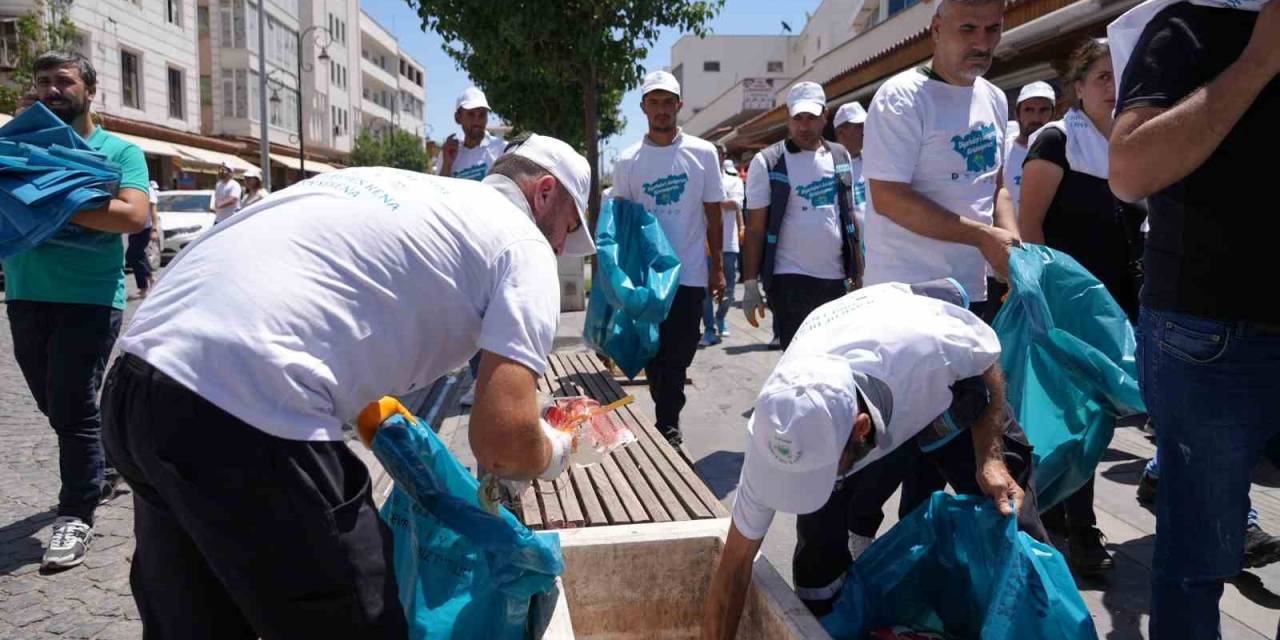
top-left (0, 102), bottom-right (122, 258)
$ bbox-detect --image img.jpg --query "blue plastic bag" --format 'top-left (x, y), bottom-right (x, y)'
top-left (992, 245), bottom-right (1145, 511)
top-left (583, 198), bottom-right (681, 379)
top-left (822, 493), bottom-right (1097, 640)
top-left (372, 410), bottom-right (564, 640)
top-left (0, 102), bottom-right (122, 258)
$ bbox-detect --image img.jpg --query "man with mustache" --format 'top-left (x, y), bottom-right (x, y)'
top-left (611, 70), bottom-right (726, 446)
top-left (3, 51), bottom-right (151, 571)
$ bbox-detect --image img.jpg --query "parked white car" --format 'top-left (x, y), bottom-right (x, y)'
top-left (156, 190), bottom-right (216, 262)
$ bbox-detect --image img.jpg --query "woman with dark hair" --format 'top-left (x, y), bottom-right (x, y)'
top-left (1018, 38), bottom-right (1145, 575)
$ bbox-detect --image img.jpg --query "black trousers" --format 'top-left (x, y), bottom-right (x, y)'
top-left (1042, 476), bottom-right (1098, 533)
top-left (646, 285), bottom-right (705, 433)
top-left (101, 355), bottom-right (407, 640)
top-left (793, 417), bottom-right (1046, 616)
top-left (768, 274), bottom-right (847, 350)
top-left (7, 300), bottom-right (122, 524)
top-left (125, 228), bottom-right (153, 290)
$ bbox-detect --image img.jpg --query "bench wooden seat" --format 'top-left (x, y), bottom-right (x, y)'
top-left (521, 352), bottom-right (728, 530)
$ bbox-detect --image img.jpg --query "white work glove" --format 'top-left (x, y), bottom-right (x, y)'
top-left (742, 279), bottom-right (766, 328)
top-left (538, 418), bottom-right (574, 481)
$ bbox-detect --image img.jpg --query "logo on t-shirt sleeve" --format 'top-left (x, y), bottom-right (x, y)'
top-left (453, 162), bottom-right (489, 181)
top-left (642, 173), bottom-right (689, 206)
top-left (795, 176), bottom-right (838, 208)
top-left (853, 178), bottom-right (868, 206)
top-left (950, 123), bottom-right (999, 173)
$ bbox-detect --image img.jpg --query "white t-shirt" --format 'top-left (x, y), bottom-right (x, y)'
top-left (434, 133), bottom-right (507, 181)
top-left (120, 168), bottom-right (561, 442)
top-left (722, 173), bottom-right (744, 253)
top-left (862, 69), bottom-right (1008, 302)
top-left (213, 178), bottom-right (243, 222)
top-left (612, 132), bottom-right (725, 287)
top-left (1003, 139), bottom-right (1029, 219)
top-left (746, 146), bottom-right (844, 280)
top-left (146, 180), bottom-right (159, 229)
top-left (730, 283), bottom-right (1002, 539)
top-left (851, 155), bottom-right (867, 235)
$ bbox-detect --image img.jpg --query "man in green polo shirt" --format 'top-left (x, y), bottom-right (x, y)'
top-left (3, 51), bottom-right (150, 570)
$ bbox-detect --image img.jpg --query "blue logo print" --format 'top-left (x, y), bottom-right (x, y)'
top-left (950, 123), bottom-right (999, 173)
top-left (853, 178), bottom-right (867, 206)
top-left (453, 162), bottom-right (489, 181)
top-left (795, 176), bottom-right (837, 208)
top-left (642, 173), bottom-right (689, 206)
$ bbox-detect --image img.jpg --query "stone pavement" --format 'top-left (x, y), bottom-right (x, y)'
top-left (557, 284), bottom-right (1280, 639)
top-left (0, 282), bottom-right (146, 640)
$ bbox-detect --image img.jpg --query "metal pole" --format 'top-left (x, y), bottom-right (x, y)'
top-left (297, 30), bottom-right (305, 176)
top-left (257, 0), bottom-right (270, 191)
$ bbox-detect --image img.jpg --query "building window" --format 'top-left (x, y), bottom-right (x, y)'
top-left (767, 61), bottom-right (783, 73)
top-left (121, 50), bottom-right (141, 109)
top-left (888, 0), bottom-right (921, 17)
top-left (703, 60), bottom-right (720, 72)
top-left (168, 67), bottom-right (184, 119)
top-left (167, 0), bottom-right (181, 26)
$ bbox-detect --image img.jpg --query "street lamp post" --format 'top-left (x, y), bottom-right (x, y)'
top-left (293, 25), bottom-right (332, 177)
top-left (258, 23), bottom-right (331, 188)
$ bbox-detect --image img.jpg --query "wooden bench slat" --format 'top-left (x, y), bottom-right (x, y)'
top-left (567, 353), bottom-right (728, 519)
top-left (535, 479), bottom-right (568, 529)
top-left (570, 466), bottom-right (607, 526)
top-left (553, 474), bottom-right (587, 528)
top-left (600, 453), bottom-right (652, 523)
top-left (559, 354), bottom-right (692, 521)
top-left (584, 463), bottom-right (630, 524)
top-left (519, 482), bottom-right (544, 530)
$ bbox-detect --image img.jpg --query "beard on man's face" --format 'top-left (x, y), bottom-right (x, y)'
top-left (42, 95), bottom-right (88, 125)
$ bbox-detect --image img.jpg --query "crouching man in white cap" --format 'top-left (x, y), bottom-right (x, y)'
top-left (100, 135), bottom-right (594, 639)
top-left (702, 281), bottom-right (1046, 640)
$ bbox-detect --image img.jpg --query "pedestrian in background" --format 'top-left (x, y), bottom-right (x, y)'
top-left (700, 149), bottom-right (744, 347)
top-left (125, 179), bottom-right (160, 300)
top-left (240, 168), bottom-right (268, 208)
top-left (3, 51), bottom-right (150, 571)
top-left (611, 70), bottom-right (726, 446)
top-left (831, 101), bottom-right (868, 236)
top-left (434, 86), bottom-right (506, 181)
top-left (211, 162), bottom-right (242, 224)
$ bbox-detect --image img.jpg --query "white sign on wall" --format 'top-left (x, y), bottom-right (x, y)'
top-left (742, 78), bottom-right (776, 111)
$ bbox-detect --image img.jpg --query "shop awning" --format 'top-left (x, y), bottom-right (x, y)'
top-left (175, 144), bottom-right (259, 174)
top-left (271, 153), bottom-right (338, 173)
top-left (115, 132), bottom-right (181, 157)
top-left (307, 160), bottom-right (339, 173)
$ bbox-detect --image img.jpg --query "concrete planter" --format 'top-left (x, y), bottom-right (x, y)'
top-left (536, 519), bottom-right (831, 639)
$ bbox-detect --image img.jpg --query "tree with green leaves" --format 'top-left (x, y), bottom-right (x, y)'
top-left (0, 0), bottom-right (78, 115)
top-left (409, 0), bottom-right (724, 221)
top-left (348, 128), bottom-right (430, 172)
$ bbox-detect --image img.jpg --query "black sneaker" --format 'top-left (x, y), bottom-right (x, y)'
top-left (768, 336), bottom-right (782, 351)
top-left (42, 516), bottom-right (93, 571)
top-left (1136, 470), bottom-right (1158, 505)
top-left (659, 426), bottom-right (683, 447)
top-left (1243, 524), bottom-right (1280, 568)
top-left (1068, 526), bottom-right (1114, 575)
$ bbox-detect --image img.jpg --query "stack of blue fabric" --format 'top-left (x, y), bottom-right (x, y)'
top-left (0, 102), bottom-right (122, 258)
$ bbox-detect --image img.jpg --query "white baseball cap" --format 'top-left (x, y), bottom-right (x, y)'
top-left (1016, 81), bottom-right (1056, 106)
top-left (742, 355), bottom-right (883, 515)
top-left (509, 134), bottom-right (596, 257)
top-left (641, 70), bottom-right (682, 99)
top-left (244, 167), bottom-right (262, 180)
top-left (722, 159), bottom-right (737, 176)
top-left (786, 82), bottom-right (827, 118)
top-left (833, 102), bottom-right (867, 128)
top-left (456, 86), bottom-right (490, 111)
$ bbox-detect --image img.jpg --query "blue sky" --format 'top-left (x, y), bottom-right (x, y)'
top-left (358, 0), bottom-right (822, 165)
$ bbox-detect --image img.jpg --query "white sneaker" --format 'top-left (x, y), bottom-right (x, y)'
top-left (42, 516), bottom-right (92, 570)
top-left (459, 383), bottom-right (476, 406)
top-left (847, 533), bottom-right (874, 561)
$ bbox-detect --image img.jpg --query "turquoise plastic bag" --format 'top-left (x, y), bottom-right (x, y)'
top-left (372, 411), bottom-right (564, 640)
top-left (583, 197), bottom-right (681, 379)
top-left (992, 245), bottom-right (1145, 511)
top-left (822, 493), bottom-right (1097, 640)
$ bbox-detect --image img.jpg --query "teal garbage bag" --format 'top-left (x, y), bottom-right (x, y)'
top-left (583, 198), bottom-right (681, 379)
top-left (0, 102), bottom-right (122, 258)
top-left (372, 411), bottom-right (564, 640)
top-left (992, 245), bottom-right (1145, 511)
top-left (822, 493), bottom-right (1097, 640)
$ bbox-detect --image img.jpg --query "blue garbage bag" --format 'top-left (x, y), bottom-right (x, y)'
top-left (822, 493), bottom-right (1097, 640)
top-left (0, 102), bottom-right (122, 258)
top-left (583, 198), bottom-right (681, 379)
top-left (372, 410), bottom-right (563, 640)
top-left (992, 245), bottom-right (1145, 511)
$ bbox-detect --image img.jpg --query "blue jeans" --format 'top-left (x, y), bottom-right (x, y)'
top-left (1140, 307), bottom-right (1280, 639)
top-left (7, 301), bottom-right (122, 524)
top-left (702, 252), bottom-right (738, 335)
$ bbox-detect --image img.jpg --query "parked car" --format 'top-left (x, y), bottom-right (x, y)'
top-left (156, 190), bottom-right (215, 262)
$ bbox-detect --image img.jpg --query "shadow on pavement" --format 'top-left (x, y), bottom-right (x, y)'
top-left (1229, 571), bottom-right (1280, 610)
top-left (723, 344), bottom-right (773, 356)
top-left (692, 450), bottom-right (744, 500)
top-left (0, 507), bottom-right (57, 575)
top-left (1087, 534), bottom-right (1155, 640)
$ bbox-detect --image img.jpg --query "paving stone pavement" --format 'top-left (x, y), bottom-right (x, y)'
top-left (0, 282), bottom-right (144, 640)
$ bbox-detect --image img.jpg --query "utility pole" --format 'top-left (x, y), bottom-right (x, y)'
top-left (256, 0), bottom-right (270, 191)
